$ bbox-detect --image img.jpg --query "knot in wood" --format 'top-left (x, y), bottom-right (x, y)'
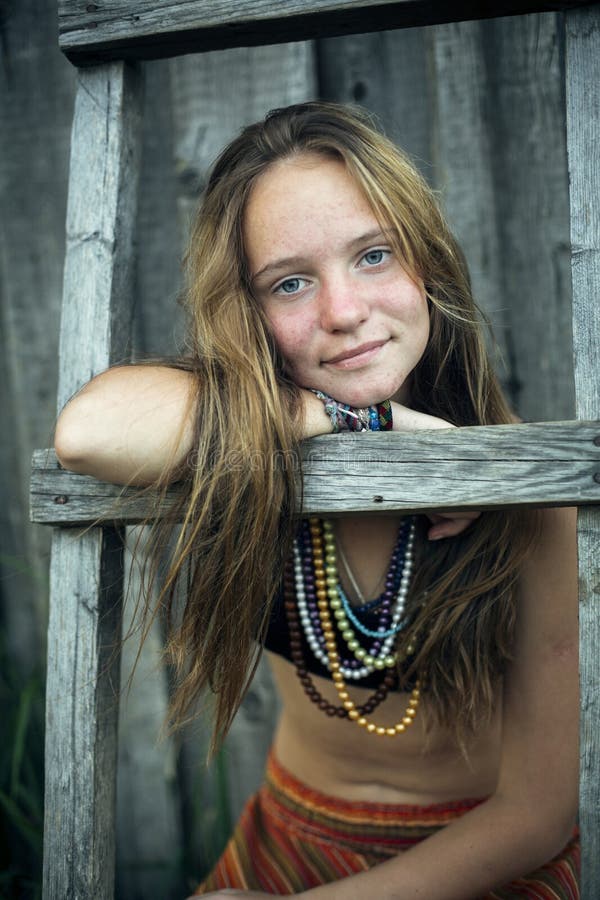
top-left (53, 495), bottom-right (69, 505)
top-left (372, 495), bottom-right (384, 503)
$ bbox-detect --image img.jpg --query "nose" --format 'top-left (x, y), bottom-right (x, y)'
top-left (318, 275), bottom-right (370, 333)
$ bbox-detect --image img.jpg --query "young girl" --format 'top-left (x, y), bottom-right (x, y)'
top-left (54, 102), bottom-right (579, 899)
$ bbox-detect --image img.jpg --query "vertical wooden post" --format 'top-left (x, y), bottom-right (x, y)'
top-left (45, 528), bottom-right (124, 898)
top-left (564, 7), bottom-right (600, 898)
top-left (43, 62), bottom-right (142, 899)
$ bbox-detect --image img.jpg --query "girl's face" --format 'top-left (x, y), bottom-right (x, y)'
top-left (243, 153), bottom-right (429, 407)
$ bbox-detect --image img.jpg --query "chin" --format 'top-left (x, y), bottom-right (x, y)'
top-left (340, 375), bottom-right (411, 408)
top-left (331, 385), bottom-right (404, 409)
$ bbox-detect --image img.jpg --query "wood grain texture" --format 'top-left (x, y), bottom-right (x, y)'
top-left (565, 7), bottom-right (600, 897)
top-left (32, 421), bottom-right (600, 525)
top-left (57, 0), bottom-right (596, 64)
top-left (132, 59), bottom-right (182, 359)
top-left (318, 27), bottom-right (433, 179)
top-left (431, 20), bottom-right (510, 379)
top-left (432, 15), bottom-right (575, 421)
top-left (484, 14), bottom-right (574, 421)
top-left (57, 62), bottom-right (142, 412)
top-left (116, 60), bottom-right (184, 887)
top-left (43, 525), bottom-right (124, 899)
top-left (43, 63), bottom-right (143, 900)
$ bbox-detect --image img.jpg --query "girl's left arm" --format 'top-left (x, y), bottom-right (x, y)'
top-left (302, 505), bottom-right (579, 900)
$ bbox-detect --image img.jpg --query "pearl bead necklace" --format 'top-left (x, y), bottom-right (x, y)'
top-left (284, 521), bottom-right (423, 737)
top-left (294, 518), bottom-right (415, 678)
top-left (284, 563), bottom-right (397, 721)
top-left (324, 519), bottom-right (416, 664)
top-left (295, 541), bottom-right (376, 679)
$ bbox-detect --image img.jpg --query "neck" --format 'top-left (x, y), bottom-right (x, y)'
top-left (335, 516), bottom-right (403, 603)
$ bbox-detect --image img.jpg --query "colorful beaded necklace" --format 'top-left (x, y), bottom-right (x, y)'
top-left (284, 516), bottom-right (421, 737)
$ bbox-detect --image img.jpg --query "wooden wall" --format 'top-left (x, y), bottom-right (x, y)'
top-left (0, 5), bottom-right (574, 898)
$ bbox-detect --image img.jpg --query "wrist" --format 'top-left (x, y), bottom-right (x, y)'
top-left (309, 390), bottom-right (393, 433)
top-left (300, 390), bottom-right (335, 438)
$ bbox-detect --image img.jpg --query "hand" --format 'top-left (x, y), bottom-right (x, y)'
top-left (425, 510), bottom-right (480, 540)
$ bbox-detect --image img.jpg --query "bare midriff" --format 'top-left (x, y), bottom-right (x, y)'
top-left (268, 653), bottom-right (502, 805)
top-left (266, 514), bottom-right (503, 806)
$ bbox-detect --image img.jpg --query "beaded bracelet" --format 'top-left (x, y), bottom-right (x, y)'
top-left (377, 399), bottom-right (393, 431)
top-left (311, 390), bottom-right (393, 432)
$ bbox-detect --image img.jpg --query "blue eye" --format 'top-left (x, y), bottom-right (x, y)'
top-left (361, 249), bottom-right (389, 267)
top-left (274, 277), bottom-right (306, 295)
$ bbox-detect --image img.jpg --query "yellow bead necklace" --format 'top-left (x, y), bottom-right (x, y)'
top-left (309, 517), bottom-right (421, 737)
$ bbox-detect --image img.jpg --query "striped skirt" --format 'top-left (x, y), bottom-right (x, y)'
top-left (195, 752), bottom-right (580, 898)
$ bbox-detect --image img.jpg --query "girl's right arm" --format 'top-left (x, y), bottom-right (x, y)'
top-left (54, 365), bottom-right (198, 486)
top-left (54, 368), bottom-right (455, 487)
top-left (54, 368), bottom-right (335, 487)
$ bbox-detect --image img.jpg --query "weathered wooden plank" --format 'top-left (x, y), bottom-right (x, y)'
top-left (44, 526), bottom-right (124, 899)
top-left (32, 421), bottom-right (600, 525)
top-left (431, 20), bottom-right (511, 388)
top-left (131, 58), bottom-right (182, 359)
top-left (430, 15), bottom-right (574, 419)
top-left (57, 63), bottom-right (142, 411)
top-left (43, 62), bottom-right (143, 900)
top-left (57, 0), bottom-right (595, 65)
top-left (318, 28), bottom-right (433, 180)
top-left (483, 14), bottom-right (574, 421)
top-left (565, 7), bottom-right (600, 898)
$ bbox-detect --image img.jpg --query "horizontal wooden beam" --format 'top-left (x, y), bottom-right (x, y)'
top-left (31, 420), bottom-right (600, 524)
top-left (58, 0), bottom-right (595, 66)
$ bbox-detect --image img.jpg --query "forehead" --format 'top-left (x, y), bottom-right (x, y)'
top-left (246, 152), bottom-right (367, 215)
top-left (243, 152), bottom-right (381, 264)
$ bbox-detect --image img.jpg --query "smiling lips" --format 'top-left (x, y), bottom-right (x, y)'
top-left (323, 339), bottom-right (388, 369)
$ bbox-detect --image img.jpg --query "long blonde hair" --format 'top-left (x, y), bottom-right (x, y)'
top-left (147, 102), bottom-right (537, 751)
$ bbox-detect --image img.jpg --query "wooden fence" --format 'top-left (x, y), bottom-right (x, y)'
top-left (1, 0), bottom-right (597, 896)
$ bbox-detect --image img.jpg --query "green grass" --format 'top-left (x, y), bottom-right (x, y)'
top-left (0, 640), bottom-right (45, 900)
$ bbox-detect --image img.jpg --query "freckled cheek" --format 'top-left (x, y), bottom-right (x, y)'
top-left (268, 318), bottom-right (313, 373)
top-left (396, 287), bottom-right (429, 329)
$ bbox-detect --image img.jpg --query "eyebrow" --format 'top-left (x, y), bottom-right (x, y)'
top-left (250, 228), bottom-right (393, 284)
